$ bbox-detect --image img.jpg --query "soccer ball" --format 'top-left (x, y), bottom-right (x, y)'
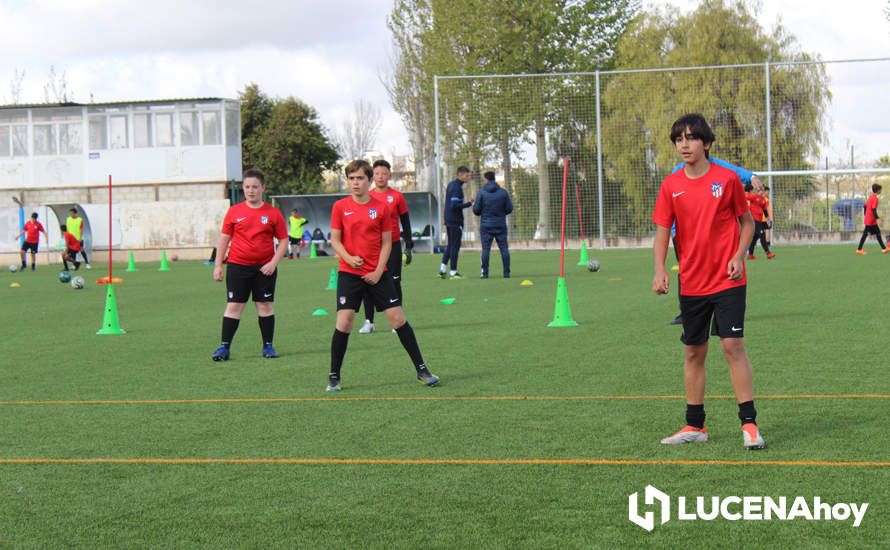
top-left (8, 264), bottom-right (19, 273)
top-left (59, 270), bottom-right (72, 283)
top-left (70, 276), bottom-right (85, 289)
top-left (587, 259), bottom-right (601, 272)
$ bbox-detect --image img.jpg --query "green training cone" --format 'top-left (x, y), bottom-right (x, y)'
top-left (326, 268), bottom-right (337, 290)
top-left (96, 284), bottom-right (126, 335)
top-left (547, 277), bottom-right (578, 327)
top-left (309, 242), bottom-right (318, 259)
top-left (158, 250), bottom-right (171, 271)
top-left (125, 250), bottom-right (137, 272)
top-left (577, 242), bottom-right (589, 266)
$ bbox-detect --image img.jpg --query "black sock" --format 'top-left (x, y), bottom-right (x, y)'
top-left (395, 322), bottom-right (425, 370)
top-left (258, 315), bottom-right (275, 345)
top-left (738, 400), bottom-right (757, 425)
top-left (363, 295), bottom-right (375, 323)
top-left (220, 316), bottom-right (240, 347)
top-left (63, 260), bottom-right (70, 270)
top-left (330, 329), bottom-right (350, 376)
top-left (686, 403), bottom-right (706, 429)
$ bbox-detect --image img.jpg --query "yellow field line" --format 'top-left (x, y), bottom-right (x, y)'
top-left (0, 394), bottom-right (888, 406)
top-left (0, 457), bottom-right (888, 467)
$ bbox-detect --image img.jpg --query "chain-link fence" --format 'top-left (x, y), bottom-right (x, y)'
top-left (433, 58), bottom-right (890, 246)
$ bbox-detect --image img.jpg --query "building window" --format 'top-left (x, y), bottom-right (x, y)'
top-left (109, 115), bottom-right (128, 149)
top-left (0, 126), bottom-right (9, 156)
top-left (59, 123), bottom-right (82, 155)
top-left (134, 113), bottom-right (152, 148)
top-left (225, 107), bottom-right (240, 146)
top-left (33, 124), bottom-right (57, 155)
top-left (180, 111), bottom-right (199, 146)
top-left (155, 112), bottom-right (174, 147)
top-left (202, 111), bottom-right (221, 145)
top-left (12, 126), bottom-right (27, 156)
top-left (89, 116), bottom-right (107, 150)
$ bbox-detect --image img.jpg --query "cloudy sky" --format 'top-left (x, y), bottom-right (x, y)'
top-left (1, 0), bottom-right (889, 163)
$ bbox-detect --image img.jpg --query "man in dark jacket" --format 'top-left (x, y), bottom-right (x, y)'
top-left (438, 166), bottom-right (474, 279)
top-left (473, 171), bottom-right (513, 278)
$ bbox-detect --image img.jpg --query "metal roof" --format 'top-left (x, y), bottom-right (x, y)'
top-left (0, 97), bottom-right (237, 110)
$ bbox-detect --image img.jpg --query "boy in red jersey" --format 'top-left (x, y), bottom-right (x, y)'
top-left (326, 159), bottom-right (437, 392)
top-left (211, 168), bottom-right (289, 361)
top-left (856, 184), bottom-right (888, 254)
top-left (652, 114), bottom-right (764, 450)
top-left (59, 224), bottom-right (82, 271)
top-left (358, 159), bottom-right (414, 334)
top-left (745, 184), bottom-right (774, 259)
top-left (14, 212), bottom-right (46, 271)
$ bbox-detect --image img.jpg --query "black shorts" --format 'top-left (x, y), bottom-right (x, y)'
top-left (65, 248), bottom-right (79, 259)
top-left (21, 241), bottom-right (38, 253)
top-left (226, 263), bottom-right (277, 303)
top-left (336, 271), bottom-right (400, 312)
top-left (864, 225), bottom-right (880, 235)
top-left (389, 241), bottom-right (403, 283)
top-left (288, 236), bottom-right (302, 245)
top-left (679, 285), bottom-right (746, 345)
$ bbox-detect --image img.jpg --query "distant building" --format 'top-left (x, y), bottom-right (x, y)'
top-left (0, 98), bottom-right (241, 203)
top-left (0, 98), bottom-right (240, 259)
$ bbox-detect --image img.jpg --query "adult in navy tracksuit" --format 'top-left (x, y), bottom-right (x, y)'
top-left (473, 171), bottom-right (513, 278)
top-left (438, 166), bottom-right (474, 278)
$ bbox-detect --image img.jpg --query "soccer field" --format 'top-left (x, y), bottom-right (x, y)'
top-left (1, 246), bottom-right (888, 547)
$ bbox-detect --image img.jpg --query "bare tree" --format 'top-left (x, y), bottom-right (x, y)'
top-left (337, 98), bottom-right (382, 160)
top-left (43, 65), bottom-right (72, 103)
top-left (9, 68), bottom-right (25, 104)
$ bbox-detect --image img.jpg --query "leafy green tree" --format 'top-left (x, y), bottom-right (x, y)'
top-left (601, 0), bottom-right (830, 234)
top-left (387, 0), bottom-right (638, 238)
top-left (239, 83), bottom-right (339, 196)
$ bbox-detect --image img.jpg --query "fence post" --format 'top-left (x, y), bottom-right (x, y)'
top-left (595, 70), bottom-right (605, 249)
top-left (433, 75), bottom-right (442, 251)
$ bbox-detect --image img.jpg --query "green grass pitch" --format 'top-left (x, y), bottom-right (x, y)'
top-left (0, 245), bottom-right (888, 547)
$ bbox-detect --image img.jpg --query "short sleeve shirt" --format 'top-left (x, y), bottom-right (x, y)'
top-left (64, 232), bottom-right (82, 251)
top-left (746, 193), bottom-right (766, 221)
top-left (372, 187), bottom-right (408, 235)
top-left (864, 194), bottom-right (879, 226)
top-left (221, 201), bottom-right (287, 266)
top-left (331, 195), bottom-right (390, 276)
top-left (653, 164), bottom-right (749, 296)
top-left (23, 221), bottom-right (44, 243)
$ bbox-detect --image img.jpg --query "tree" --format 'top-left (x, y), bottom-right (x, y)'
top-left (8, 68), bottom-right (24, 104)
top-left (600, 0), bottom-right (830, 234)
top-left (337, 98), bottom-right (382, 160)
top-left (43, 65), bottom-right (72, 103)
top-left (386, 0), bottom-right (638, 237)
top-left (238, 83), bottom-right (339, 196)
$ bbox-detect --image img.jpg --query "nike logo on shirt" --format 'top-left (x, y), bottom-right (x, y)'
top-left (672, 192), bottom-right (686, 198)
top-left (236, 217), bottom-right (247, 222)
top-left (344, 211), bottom-right (355, 216)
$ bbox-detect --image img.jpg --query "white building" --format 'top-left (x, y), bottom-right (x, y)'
top-left (0, 98), bottom-right (239, 259)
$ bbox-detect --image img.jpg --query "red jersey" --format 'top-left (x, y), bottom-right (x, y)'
top-left (864, 193), bottom-right (879, 226)
top-left (746, 192), bottom-right (766, 221)
top-left (221, 201), bottom-right (287, 266)
top-left (331, 195), bottom-right (391, 276)
top-left (372, 187), bottom-right (408, 236)
top-left (64, 232), bottom-right (82, 252)
top-left (23, 220), bottom-right (45, 243)
top-left (653, 164), bottom-right (749, 296)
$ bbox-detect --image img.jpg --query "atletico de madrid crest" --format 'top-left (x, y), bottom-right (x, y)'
top-left (711, 182), bottom-right (723, 198)
top-left (368, 209), bottom-right (378, 220)
top-left (260, 215), bottom-right (269, 224)
top-left (387, 195), bottom-right (394, 203)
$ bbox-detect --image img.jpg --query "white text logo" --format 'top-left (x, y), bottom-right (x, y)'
top-left (628, 485), bottom-right (868, 532)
